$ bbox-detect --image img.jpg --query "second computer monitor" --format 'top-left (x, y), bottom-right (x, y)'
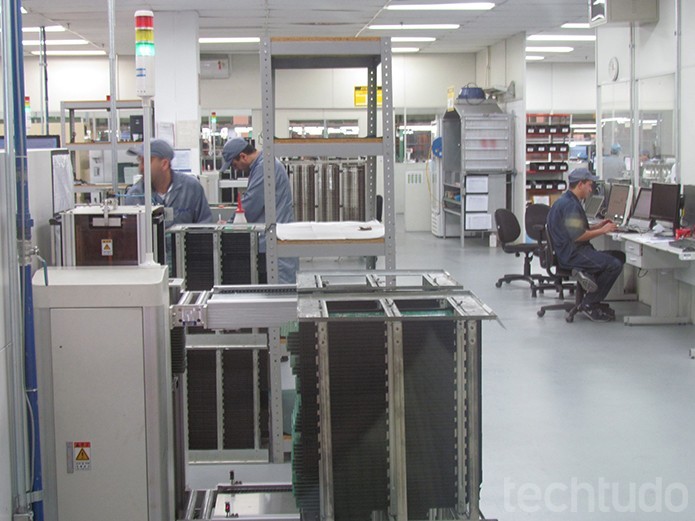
top-left (649, 182), bottom-right (681, 231)
top-left (631, 187), bottom-right (652, 220)
top-left (681, 184), bottom-right (695, 227)
top-left (604, 184), bottom-right (633, 225)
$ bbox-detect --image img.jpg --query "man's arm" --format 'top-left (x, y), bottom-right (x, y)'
top-left (194, 185), bottom-right (212, 223)
top-left (575, 220), bottom-right (618, 242)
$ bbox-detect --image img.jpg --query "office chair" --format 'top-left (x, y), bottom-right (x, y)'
top-left (536, 224), bottom-right (585, 323)
top-left (494, 208), bottom-right (545, 296)
top-left (524, 203), bottom-right (556, 295)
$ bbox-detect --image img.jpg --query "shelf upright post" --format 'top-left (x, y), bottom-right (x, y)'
top-left (380, 37), bottom-right (397, 272)
top-left (260, 37), bottom-right (284, 465)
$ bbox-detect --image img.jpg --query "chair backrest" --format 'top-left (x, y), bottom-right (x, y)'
top-left (525, 204), bottom-right (551, 242)
top-left (539, 222), bottom-right (569, 277)
top-left (494, 208), bottom-right (521, 245)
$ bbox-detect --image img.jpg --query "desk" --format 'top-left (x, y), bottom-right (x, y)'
top-left (616, 233), bottom-right (695, 325)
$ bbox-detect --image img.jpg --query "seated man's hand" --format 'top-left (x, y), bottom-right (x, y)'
top-left (601, 221), bottom-right (619, 234)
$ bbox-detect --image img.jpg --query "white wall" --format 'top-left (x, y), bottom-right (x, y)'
top-left (527, 63), bottom-right (596, 113)
top-left (681, 0), bottom-right (695, 186)
top-left (476, 33), bottom-right (527, 218)
top-left (16, 51), bottom-right (477, 114)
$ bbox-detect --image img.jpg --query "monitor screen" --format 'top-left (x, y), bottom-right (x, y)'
top-left (0, 135), bottom-right (61, 149)
top-left (570, 145), bottom-right (588, 160)
top-left (682, 185), bottom-right (695, 227)
top-left (584, 195), bottom-right (604, 217)
top-left (649, 182), bottom-right (680, 224)
top-left (605, 184), bottom-right (631, 222)
top-left (631, 188), bottom-right (652, 220)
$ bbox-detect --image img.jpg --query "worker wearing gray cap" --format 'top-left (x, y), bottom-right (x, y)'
top-left (602, 143), bottom-right (624, 182)
top-left (220, 137), bottom-right (297, 284)
top-left (546, 168), bottom-right (625, 322)
top-left (124, 139), bottom-right (212, 226)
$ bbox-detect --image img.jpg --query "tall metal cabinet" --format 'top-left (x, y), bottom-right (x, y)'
top-left (259, 36), bottom-right (396, 282)
top-left (440, 100), bottom-right (514, 245)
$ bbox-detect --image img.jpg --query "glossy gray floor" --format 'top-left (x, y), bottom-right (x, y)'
top-left (189, 224), bottom-right (695, 521)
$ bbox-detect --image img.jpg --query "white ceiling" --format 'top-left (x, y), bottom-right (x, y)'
top-left (20, 0), bottom-right (595, 62)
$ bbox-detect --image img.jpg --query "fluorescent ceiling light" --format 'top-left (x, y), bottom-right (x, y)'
top-left (30, 50), bottom-right (106, 56)
top-left (369, 24), bottom-right (460, 30)
top-left (525, 46), bottom-right (574, 53)
top-left (23, 39), bottom-right (89, 46)
top-left (392, 36), bottom-right (436, 42)
top-left (528, 34), bottom-right (596, 42)
top-left (392, 47), bottom-right (420, 53)
top-left (562, 22), bottom-right (591, 29)
top-left (22, 25), bottom-right (66, 33)
top-left (199, 37), bottom-right (260, 44)
top-left (386, 2), bottom-right (494, 10)
top-left (21, 7), bottom-right (28, 14)
top-left (525, 55), bottom-right (545, 61)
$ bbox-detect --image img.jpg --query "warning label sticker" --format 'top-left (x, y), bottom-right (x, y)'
top-left (101, 239), bottom-right (113, 256)
top-left (73, 441), bottom-right (91, 471)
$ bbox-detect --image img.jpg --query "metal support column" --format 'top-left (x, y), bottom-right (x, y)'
top-left (316, 322), bottom-right (334, 521)
top-left (260, 37), bottom-right (279, 284)
top-left (380, 38), bottom-right (396, 271)
top-left (386, 320), bottom-right (407, 521)
top-left (456, 321), bottom-right (469, 517)
top-left (465, 321), bottom-right (482, 520)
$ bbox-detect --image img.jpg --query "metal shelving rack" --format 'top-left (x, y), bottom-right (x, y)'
top-left (59, 99), bottom-right (151, 150)
top-left (260, 36), bottom-right (396, 283)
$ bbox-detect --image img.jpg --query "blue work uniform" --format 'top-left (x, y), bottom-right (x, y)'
top-left (124, 170), bottom-right (212, 227)
top-left (242, 152), bottom-right (298, 284)
top-left (124, 171), bottom-right (212, 269)
top-left (547, 190), bottom-right (624, 307)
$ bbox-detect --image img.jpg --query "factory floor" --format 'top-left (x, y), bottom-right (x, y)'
top-left (189, 222), bottom-right (695, 520)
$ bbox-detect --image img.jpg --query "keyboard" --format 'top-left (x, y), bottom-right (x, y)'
top-left (669, 237), bottom-right (695, 250)
top-left (616, 225), bottom-right (648, 234)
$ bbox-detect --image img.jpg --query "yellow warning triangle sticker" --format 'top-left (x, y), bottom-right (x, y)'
top-left (103, 243), bottom-right (111, 251)
top-left (75, 448), bottom-right (90, 461)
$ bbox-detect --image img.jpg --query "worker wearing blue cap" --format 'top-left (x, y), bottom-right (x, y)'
top-left (546, 168), bottom-right (625, 322)
top-left (124, 139), bottom-right (212, 226)
top-left (220, 137), bottom-right (297, 284)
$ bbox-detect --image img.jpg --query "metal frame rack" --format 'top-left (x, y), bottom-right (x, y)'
top-left (171, 270), bottom-right (497, 521)
top-left (259, 36), bottom-right (396, 283)
top-left (168, 224), bottom-right (278, 463)
top-left (291, 271), bottom-right (495, 521)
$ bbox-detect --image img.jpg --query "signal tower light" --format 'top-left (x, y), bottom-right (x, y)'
top-left (135, 10), bottom-right (155, 97)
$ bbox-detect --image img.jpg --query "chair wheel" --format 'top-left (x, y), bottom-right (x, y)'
top-left (537, 310), bottom-right (545, 317)
top-left (495, 281), bottom-right (503, 288)
top-left (565, 313), bottom-right (574, 323)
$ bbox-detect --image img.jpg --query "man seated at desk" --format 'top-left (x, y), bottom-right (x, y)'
top-left (547, 168), bottom-right (626, 322)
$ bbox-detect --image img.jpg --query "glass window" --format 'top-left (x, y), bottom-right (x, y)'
top-left (599, 81), bottom-right (632, 182)
top-left (638, 74), bottom-right (675, 186)
top-left (395, 113), bottom-right (435, 163)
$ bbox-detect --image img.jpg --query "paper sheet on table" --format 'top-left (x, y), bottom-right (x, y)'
top-left (277, 220), bottom-right (384, 241)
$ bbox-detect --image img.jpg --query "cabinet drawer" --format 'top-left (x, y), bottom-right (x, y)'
top-left (624, 241), bottom-right (642, 256)
top-left (625, 252), bottom-right (643, 268)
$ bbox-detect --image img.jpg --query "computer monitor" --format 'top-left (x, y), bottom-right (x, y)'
top-left (0, 135), bottom-right (61, 149)
top-left (570, 144), bottom-right (588, 160)
top-left (649, 182), bottom-right (680, 230)
top-left (681, 185), bottom-right (695, 227)
top-left (630, 188), bottom-right (652, 220)
top-left (604, 184), bottom-right (633, 225)
top-left (584, 195), bottom-right (604, 219)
